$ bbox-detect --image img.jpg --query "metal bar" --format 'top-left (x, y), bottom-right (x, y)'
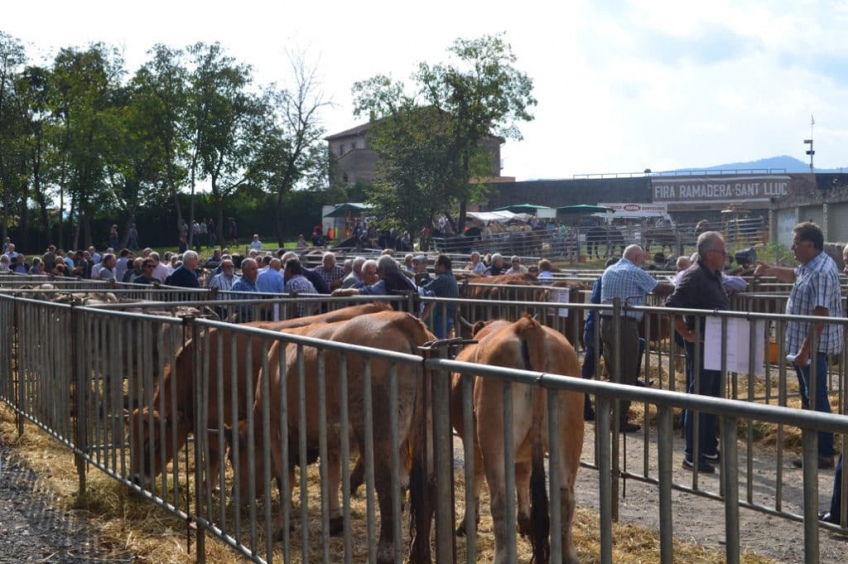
top-left (317, 349), bottom-right (331, 563)
top-left (362, 360), bottom-right (377, 564)
top-left (547, 386), bottom-right (563, 563)
top-left (432, 358), bottom-right (455, 564)
top-left (597, 395), bottom-right (614, 564)
top-left (656, 405), bottom-right (673, 564)
top-left (722, 416), bottom-right (740, 564)
top-left (388, 363), bottom-right (402, 564)
top-left (501, 379), bottom-right (517, 562)
top-left (461, 372), bottom-right (477, 564)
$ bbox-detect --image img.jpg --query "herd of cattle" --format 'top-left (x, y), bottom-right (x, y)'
top-left (114, 296), bottom-right (585, 564)
top-left (8, 271), bottom-right (681, 563)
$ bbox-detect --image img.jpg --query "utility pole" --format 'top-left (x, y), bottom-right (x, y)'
top-left (803, 115), bottom-right (815, 173)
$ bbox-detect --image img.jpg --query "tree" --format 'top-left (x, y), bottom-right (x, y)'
top-left (185, 42), bottom-right (256, 249)
top-left (245, 51), bottom-right (330, 246)
top-left (353, 33), bottom-right (536, 234)
top-left (132, 44), bottom-right (190, 234)
top-left (49, 43), bottom-right (126, 249)
top-left (0, 32), bottom-right (26, 244)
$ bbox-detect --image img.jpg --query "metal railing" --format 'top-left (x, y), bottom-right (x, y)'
top-left (0, 292), bottom-right (847, 563)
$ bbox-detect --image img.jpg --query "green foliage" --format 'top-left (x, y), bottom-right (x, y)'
top-left (352, 33), bottom-right (536, 233)
top-left (0, 32), bottom-right (330, 252)
top-left (764, 241), bottom-right (793, 266)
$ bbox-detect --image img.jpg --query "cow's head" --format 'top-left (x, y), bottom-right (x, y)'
top-left (222, 420), bottom-right (257, 501)
top-left (124, 406), bottom-right (191, 485)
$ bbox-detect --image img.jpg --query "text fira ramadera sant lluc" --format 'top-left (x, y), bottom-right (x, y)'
top-left (653, 181), bottom-right (788, 200)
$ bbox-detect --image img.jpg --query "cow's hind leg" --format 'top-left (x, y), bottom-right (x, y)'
top-left (327, 444), bottom-right (344, 535)
top-left (484, 461), bottom-right (510, 564)
top-left (374, 460), bottom-right (402, 564)
top-left (515, 459), bottom-right (533, 537)
top-left (455, 439), bottom-right (485, 537)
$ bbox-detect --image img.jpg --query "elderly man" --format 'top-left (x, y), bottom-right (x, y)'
top-left (314, 251), bottom-right (346, 290)
top-left (231, 257), bottom-right (260, 322)
top-left (256, 257), bottom-right (284, 293)
top-left (333, 255), bottom-right (417, 311)
top-left (283, 258), bottom-right (319, 317)
top-left (149, 252), bottom-right (169, 283)
top-left (505, 255), bottom-right (528, 275)
top-left (666, 232), bottom-right (731, 473)
top-left (485, 253), bottom-right (507, 276)
top-left (280, 250), bottom-right (330, 295)
top-left (466, 251), bottom-right (487, 275)
top-left (601, 245), bottom-right (674, 433)
top-left (165, 250), bottom-right (200, 288)
top-left (342, 256), bottom-right (366, 289)
top-left (207, 258), bottom-right (238, 319)
top-left (98, 253), bottom-right (118, 281)
top-left (755, 222), bottom-right (842, 469)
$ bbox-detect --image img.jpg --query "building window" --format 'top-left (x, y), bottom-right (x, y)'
top-left (351, 141), bottom-right (357, 150)
top-left (339, 144), bottom-right (345, 156)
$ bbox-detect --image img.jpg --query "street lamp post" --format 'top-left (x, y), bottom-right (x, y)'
top-left (804, 115), bottom-right (815, 174)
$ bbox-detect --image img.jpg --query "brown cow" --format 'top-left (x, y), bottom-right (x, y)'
top-left (124, 302), bottom-right (390, 484)
top-left (225, 311), bottom-right (436, 564)
top-left (446, 315), bottom-right (584, 564)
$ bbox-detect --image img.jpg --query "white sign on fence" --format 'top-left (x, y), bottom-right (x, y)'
top-left (704, 317), bottom-right (765, 376)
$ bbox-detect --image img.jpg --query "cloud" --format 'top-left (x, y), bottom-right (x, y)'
top-left (639, 26), bottom-right (761, 67)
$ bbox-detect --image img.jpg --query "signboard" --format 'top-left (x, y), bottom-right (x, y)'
top-left (598, 202), bottom-right (668, 217)
top-left (651, 175), bottom-right (791, 205)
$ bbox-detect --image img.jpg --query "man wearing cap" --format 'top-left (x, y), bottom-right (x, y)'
top-left (420, 254), bottom-right (459, 339)
top-left (412, 254), bottom-right (431, 286)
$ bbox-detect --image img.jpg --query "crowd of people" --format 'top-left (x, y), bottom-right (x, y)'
top-left (3, 218), bottom-right (845, 524)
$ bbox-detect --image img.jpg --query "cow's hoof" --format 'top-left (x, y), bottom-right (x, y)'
top-left (329, 516), bottom-right (344, 536)
top-left (517, 513), bottom-right (533, 538)
top-left (455, 522), bottom-right (467, 537)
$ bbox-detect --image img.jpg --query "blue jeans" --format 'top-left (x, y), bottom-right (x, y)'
top-left (684, 341), bottom-right (720, 462)
top-left (794, 352), bottom-right (835, 458)
top-left (829, 453), bottom-right (844, 517)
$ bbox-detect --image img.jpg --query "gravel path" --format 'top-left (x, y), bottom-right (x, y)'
top-left (574, 422), bottom-right (848, 563)
top-left (0, 447), bottom-right (132, 563)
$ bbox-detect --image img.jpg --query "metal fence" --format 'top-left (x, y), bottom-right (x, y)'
top-left (0, 290), bottom-right (847, 563)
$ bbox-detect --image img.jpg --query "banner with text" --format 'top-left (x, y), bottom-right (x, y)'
top-left (651, 175), bottom-right (792, 205)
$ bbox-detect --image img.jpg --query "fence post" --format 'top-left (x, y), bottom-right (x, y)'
top-left (71, 301), bottom-right (87, 496)
top-left (188, 317), bottom-right (206, 563)
top-left (431, 347), bottom-right (456, 564)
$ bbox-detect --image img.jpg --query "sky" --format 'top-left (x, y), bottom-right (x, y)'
top-left (5, 0), bottom-right (848, 181)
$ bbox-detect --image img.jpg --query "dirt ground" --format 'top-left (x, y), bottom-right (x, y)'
top-left (0, 447), bottom-right (131, 563)
top-left (572, 421), bottom-right (848, 563)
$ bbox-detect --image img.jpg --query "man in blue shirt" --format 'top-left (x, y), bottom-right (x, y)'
top-left (283, 258), bottom-right (319, 318)
top-left (755, 222), bottom-right (842, 469)
top-left (600, 245), bottom-right (673, 433)
top-left (420, 254), bottom-right (459, 339)
top-left (165, 250), bottom-right (200, 288)
top-left (231, 258), bottom-right (260, 322)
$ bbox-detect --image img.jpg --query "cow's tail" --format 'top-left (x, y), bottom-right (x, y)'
top-left (406, 315), bottom-right (436, 564)
top-left (518, 317), bottom-right (551, 564)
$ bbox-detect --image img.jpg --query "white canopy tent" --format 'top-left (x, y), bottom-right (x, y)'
top-left (466, 210), bottom-right (532, 224)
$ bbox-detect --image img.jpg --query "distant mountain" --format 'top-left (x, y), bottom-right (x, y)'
top-left (665, 155), bottom-right (845, 174)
